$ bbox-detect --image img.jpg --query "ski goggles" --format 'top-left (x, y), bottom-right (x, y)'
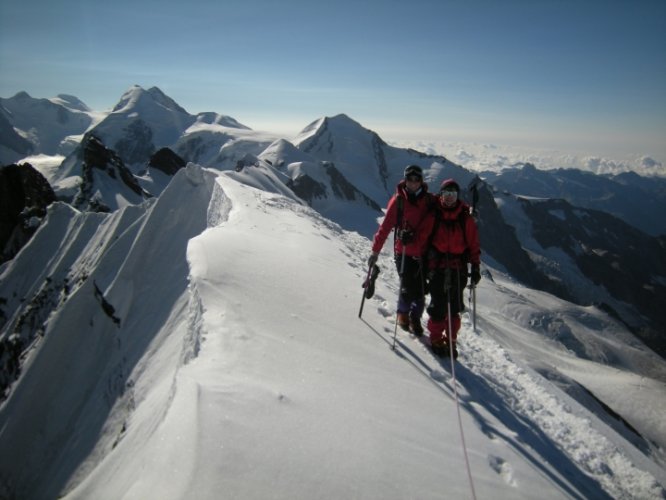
top-left (405, 174), bottom-right (423, 182)
top-left (440, 188), bottom-right (458, 200)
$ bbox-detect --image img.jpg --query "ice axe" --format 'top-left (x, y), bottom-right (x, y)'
top-left (359, 263), bottom-right (380, 318)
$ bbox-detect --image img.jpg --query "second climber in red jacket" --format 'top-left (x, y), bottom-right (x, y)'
top-left (418, 178), bottom-right (481, 358)
top-left (368, 165), bottom-right (435, 335)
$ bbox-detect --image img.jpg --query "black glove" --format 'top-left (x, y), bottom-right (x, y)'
top-left (368, 252), bottom-right (379, 267)
top-left (398, 229), bottom-right (414, 244)
top-left (471, 264), bottom-right (481, 285)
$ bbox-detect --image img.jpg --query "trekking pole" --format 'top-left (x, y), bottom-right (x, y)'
top-left (358, 263), bottom-right (374, 318)
top-left (466, 266), bottom-right (477, 333)
top-left (444, 268), bottom-right (454, 357)
top-left (391, 250), bottom-right (407, 351)
top-left (444, 266), bottom-right (478, 498)
top-left (471, 283), bottom-right (477, 332)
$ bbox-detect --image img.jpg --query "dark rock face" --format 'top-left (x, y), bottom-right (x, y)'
top-left (287, 161), bottom-right (381, 212)
top-left (0, 163), bottom-right (56, 263)
top-left (288, 174), bottom-right (327, 204)
top-left (521, 197), bottom-right (666, 356)
top-left (323, 162), bottom-right (381, 210)
top-left (149, 148), bottom-right (186, 176)
top-left (464, 181), bottom-right (665, 358)
top-left (74, 133), bottom-right (149, 211)
top-left (0, 275), bottom-right (69, 401)
top-left (0, 112), bottom-right (34, 160)
top-left (482, 164), bottom-right (666, 237)
top-left (474, 182), bottom-right (573, 301)
top-left (113, 119), bottom-right (156, 165)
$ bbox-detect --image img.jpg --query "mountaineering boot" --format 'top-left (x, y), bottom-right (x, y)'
top-left (397, 312), bottom-right (410, 331)
top-left (431, 339), bottom-right (458, 360)
top-left (430, 339), bottom-right (449, 357)
top-left (409, 318), bottom-right (424, 337)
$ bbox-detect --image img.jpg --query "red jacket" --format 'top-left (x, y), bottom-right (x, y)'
top-left (418, 199), bottom-right (481, 269)
top-left (371, 181), bottom-right (434, 257)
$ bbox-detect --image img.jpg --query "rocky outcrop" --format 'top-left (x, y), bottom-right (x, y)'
top-left (74, 133), bottom-right (150, 212)
top-left (474, 181), bottom-right (573, 301)
top-left (0, 112), bottom-right (34, 162)
top-left (522, 197), bottom-right (666, 356)
top-left (0, 163), bottom-right (55, 263)
top-left (149, 147), bottom-right (186, 176)
top-left (482, 164), bottom-right (666, 237)
top-left (288, 161), bottom-right (381, 212)
top-left (113, 119), bottom-right (156, 165)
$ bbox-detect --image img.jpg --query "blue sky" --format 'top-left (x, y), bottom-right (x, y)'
top-left (1, 0), bottom-right (665, 162)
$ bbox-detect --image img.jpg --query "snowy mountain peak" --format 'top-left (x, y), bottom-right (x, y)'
top-left (4, 91), bottom-right (89, 116)
top-left (259, 138), bottom-right (314, 170)
top-left (293, 113), bottom-right (390, 183)
top-left (295, 113), bottom-right (381, 151)
top-left (87, 86), bottom-right (197, 165)
top-left (50, 94), bottom-right (91, 112)
top-left (194, 112), bottom-right (250, 130)
top-left (10, 90), bottom-right (31, 100)
top-left (0, 91), bottom-right (94, 159)
top-left (112, 85), bottom-right (188, 115)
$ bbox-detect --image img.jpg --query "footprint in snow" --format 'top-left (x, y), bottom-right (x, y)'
top-left (377, 305), bottom-right (392, 319)
top-left (488, 455), bottom-right (517, 487)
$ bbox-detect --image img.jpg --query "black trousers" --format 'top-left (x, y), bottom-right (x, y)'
top-left (394, 254), bottom-right (426, 309)
top-left (426, 267), bottom-right (468, 321)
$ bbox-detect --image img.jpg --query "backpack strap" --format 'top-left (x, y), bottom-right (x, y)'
top-left (458, 206), bottom-right (471, 264)
top-left (423, 200), bottom-right (442, 268)
top-left (392, 196), bottom-right (404, 251)
top-left (426, 203), bottom-right (471, 267)
top-left (396, 196), bottom-right (404, 229)
top-left (426, 201), bottom-right (442, 250)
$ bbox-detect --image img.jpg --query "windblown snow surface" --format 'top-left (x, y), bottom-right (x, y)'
top-left (0, 165), bottom-right (665, 499)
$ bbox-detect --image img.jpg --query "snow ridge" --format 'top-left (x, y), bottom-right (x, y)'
top-left (183, 176), bottom-right (234, 365)
top-left (461, 321), bottom-right (665, 499)
top-left (206, 176), bottom-right (233, 228)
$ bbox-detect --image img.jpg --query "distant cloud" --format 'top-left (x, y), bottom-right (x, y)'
top-left (584, 156), bottom-right (664, 176)
top-left (454, 149), bottom-right (476, 163)
top-left (388, 139), bottom-right (666, 177)
top-left (641, 156), bottom-right (662, 170)
top-left (584, 157), bottom-right (617, 174)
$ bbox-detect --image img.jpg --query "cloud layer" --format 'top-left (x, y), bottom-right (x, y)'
top-left (390, 140), bottom-right (665, 177)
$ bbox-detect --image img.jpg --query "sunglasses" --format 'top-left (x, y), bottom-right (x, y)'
top-left (405, 175), bottom-right (422, 182)
top-left (440, 189), bottom-right (458, 197)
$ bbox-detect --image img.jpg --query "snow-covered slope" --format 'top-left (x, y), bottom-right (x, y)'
top-left (292, 114), bottom-right (473, 213)
top-left (0, 91), bottom-right (97, 163)
top-left (0, 167), bottom-right (664, 499)
top-left (174, 114), bottom-right (278, 170)
top-left (259, 138), bottom-right (384, 235)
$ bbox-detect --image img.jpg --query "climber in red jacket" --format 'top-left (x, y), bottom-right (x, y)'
top-left (418, 178), bottom-right (481, 358)
top-left (368, 165), bottom-right (436, 335)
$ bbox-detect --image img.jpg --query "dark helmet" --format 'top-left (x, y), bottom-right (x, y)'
top-left (404, 165), bottom-right (423, 178)
top-left (439, 178), bottom-right (460, 193)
